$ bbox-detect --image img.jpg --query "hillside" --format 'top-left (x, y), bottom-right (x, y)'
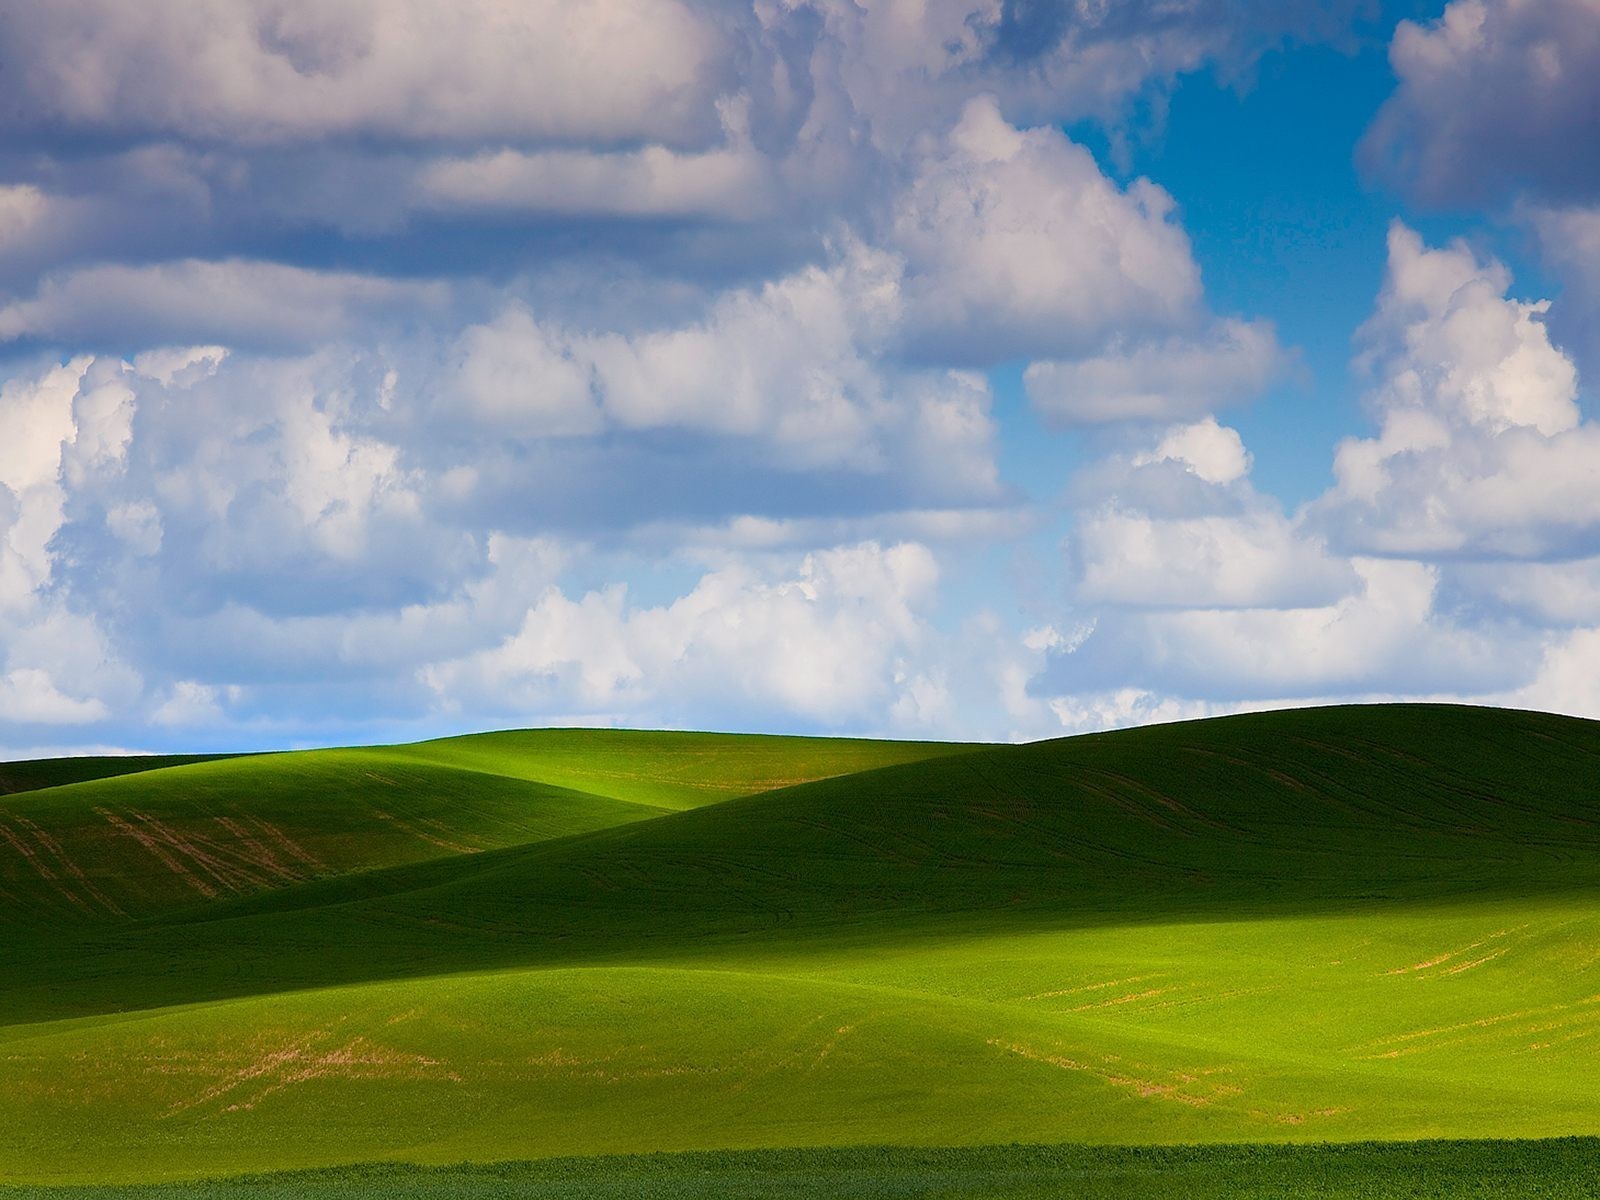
top-left (3, 705), bottom-right (1600, 1186)
top-left (0, 730), bottom-right (971, 927)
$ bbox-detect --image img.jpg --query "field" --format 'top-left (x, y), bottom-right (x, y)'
top-left (3, 705), bottom-right (1600, 1194)
top-left (7, 1142), bottom-right (1600, 1199)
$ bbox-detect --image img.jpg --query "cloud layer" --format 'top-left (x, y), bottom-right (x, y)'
top-left (3, 1), bottom-right (1600, 752)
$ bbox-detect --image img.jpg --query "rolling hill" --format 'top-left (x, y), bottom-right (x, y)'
top-left (2, 705), bottom-right (1599, 1193)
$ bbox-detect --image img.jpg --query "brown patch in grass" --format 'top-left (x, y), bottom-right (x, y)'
top-left (10, 814), bottom-right (126, 917)
top-left (811, 1024), bottom-right (857, 1067)
top-left (1354, 993), bottom-right (1600, 1060)
top-left (1383, 926), bottom-right (1527, 976)
top-left (212, 817), bottom-right (304, 883)
top-left (371, 810), bottom-right (480, 855)
top-left (95, 809), bottom-right (218, 898)
top-left (987, 1038), bottom-right (1234, 1107)
top-left (1065, 987), bottom-right (1180, 1014)
top-left (0, 817), bottom-right (94, 914)
top-left (242, 816), bottom-right (326, 871)
top-left (122, 810), bottom-right (273, 892)
top-left (1022, 974), bottom-right (1162, 1002)
top-left (1442, 948), bottom-right (1509, 975)
top-left (166, 1031), bottom-right (459, 1116)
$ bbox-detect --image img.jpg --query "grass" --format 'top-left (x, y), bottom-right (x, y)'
top-left (2, 705), bottom-right (1599, 1190)
top-left (0, 753), bottom-right (238, 796)
top-left (8, 1142), bottom-right (1600, 1199)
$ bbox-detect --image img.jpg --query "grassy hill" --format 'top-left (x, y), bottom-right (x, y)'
top-left (0, 730), bottom-right (970, 926)
top-left (3, 705), bottom-right (1599, 1191)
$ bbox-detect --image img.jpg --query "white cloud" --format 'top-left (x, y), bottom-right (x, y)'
top-left (1505, 626), bottom-right (1600, 720)
top-left (1024, 318), bottom-right (1284, 425)
top-left (0, 0), bottom-right (1355, 286)
top-left (1056, 557), bottom-right (1528, 701)
top-left (1526, 203), bottom-right (1600, 372)
top-left (625, 507), bottom-right (1032, 555)
top-left (0, 357), bottom-right (82, 496)
top-left (1044, 689), bottom-right (1243, 736)
top-left (892, 96), bottom-right (1202, 362)
top-left (133, 533), bottom-right (566, 686)
top-left (148, 680), bottom-right (226, 727)
top-left (0, 668), bottom-right (108, 725)
top-left (1068, 418), bottom-right (1354, 611)
top-left (450, 308), bottom-right (602, 438)
top-left (808, 0), bottom-right (1350, 160)
top-left (42, 349), bottom-right (477, 628)
top-left (128, 345), bottom-right (229, 386)
top-left (1030, 221), bottom-right (1600, 724)
top-left (417, 136), bottom-right (773, 222)
top-left (1132, 416), bottom-right (1253, 485)
top-left (0, 564), bottom-right (142, 730)
top-left (423, 541), bottom-right (943, 726)
top-left (1363, 0), bottom-right (1600, 206)
top-left (1074, 508), bottom-right (1353, 611)
top-left (0, 260), bottom-right (447, 349)
top-left (453, 244), bottom-right (1002, 487)
top-left (1357, 223), bottom-right (1577, 436)
top-left (584, 249), bottom-right (904, 456)
top-left (1451, 557), bottom-right (1600, 626)
top-left (0, 309), bottom-right (1007, 741)
top-left (1, 0), bottom-right (729, 146)
top-left (1311, 223), bottom-right (1599, 559)
top-left (0, 1), bottom-right (1391, 748)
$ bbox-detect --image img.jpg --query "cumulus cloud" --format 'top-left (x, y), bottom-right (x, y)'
top-left (450, 308), bottom-right (603, 439)
top-left (447, 243), bottom-right (1002, 486)
top-left (1310, 223), bottom-right (1599, 559)
top-left (1024, 318), bottom-right (1284, 425)
top-left (1506, 627), bottom-right (1600, 721)
top-left (0, 0), bottom-right (1351, 294)
top-left (1365, 0), bottom-right (1600, 382)
top-left (0, 0), bottom-right (1426, 750)
top-left (1132, 417), bottom-right (1253, 485)
top-left (416, 135), bottom-right (774, 223)
top-left (0, 260), bottom-right (448, 351)
top-left (0, 277), bottom-right (1004, 738)
top-left (1030, 220), bottom-right (1600, 728)
top-left (423, 542), bottom-right (944, 727)
top-left (1363, 0), bottom-right (1600, 207)
top-left (0, 0), bottom-right (730, 146)
top-left (1523, 203), bottom-right (1600, 373)
top-left (1066, 417), bottom-right (1354, 611)
top-left (1073, 509), bottom-right (1353, 611)
top-left (812, 0), bottom-right (1360, 154)
top-left (36, 351), bottom-right (477, 630)
top-left (894, 96), bottom-right (1201, 362)
top-left (1449, 557), bottom-right (1600, 627)
top-left (1049, 556), bottom-right (1529, 701)
top-left (0, 359), bottom-right (144, 730)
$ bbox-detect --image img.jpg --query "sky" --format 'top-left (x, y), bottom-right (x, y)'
top-left (3, 0), bottom-right (1600, 756)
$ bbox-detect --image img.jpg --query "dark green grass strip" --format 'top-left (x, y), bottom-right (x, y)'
top-left (0, 755), bottom-right (241, 797)
top-left (7, 1142), bottom-right (1600, 1199)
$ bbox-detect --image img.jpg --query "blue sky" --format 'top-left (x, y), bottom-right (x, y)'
top-left (3, 0), bottom-right (1600, 755)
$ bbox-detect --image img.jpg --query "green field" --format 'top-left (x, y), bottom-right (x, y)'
top-left (8, 1142), bottom-right (1600, 1199)
top-left (3, 705), bottom-right (1600, 1194)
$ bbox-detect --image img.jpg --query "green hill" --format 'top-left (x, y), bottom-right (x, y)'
top-left (0, 730), bottom-right (970, 926)
top-left (3, 705), bottom-right (1600, 1190)
top-left (0, 753), bottom-right (237, 797)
